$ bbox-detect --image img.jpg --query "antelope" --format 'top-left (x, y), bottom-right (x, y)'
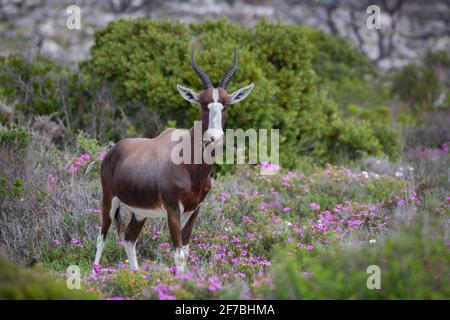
top-left (93, 49), bottom-right (254, 272)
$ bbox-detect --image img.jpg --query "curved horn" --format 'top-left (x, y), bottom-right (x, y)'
top-left (191, 48), bottom-right (213, 89)
top-left (218, 49), bottom-right (238, 89)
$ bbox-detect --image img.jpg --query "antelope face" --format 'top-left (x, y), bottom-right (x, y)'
top-left (177, 49), bottom-right (254, 144)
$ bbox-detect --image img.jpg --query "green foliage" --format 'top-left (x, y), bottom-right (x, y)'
top-left (0, 54), bottom-right (123, 140)
top-left (83, 18), bottom-right (399, 165)
top-left (333, 119), bottom-right (384, 160)
top-left (342, 105), bottom-right (400, 160)
top-left (392, 49), bottom-right (450, 113)
top-left (307, 31), bottom-right (388, 108)
top-left (0, 126), bottom-right (31, 149)
top-left (272, 215), bottom-right (450, 299)
top-left (308, 31), bottom-right (375, 84)
top-left (40, 235), bottom-right (126, 275)
top-left (0, 176), bottom-right (26, 198)
top-left (76, 134), bottom-right (104, 155)
top-left (346, 104), bottom-right (391, 123)
top-left (0, 54), bottom-right (62, 115)
top-left (0, 256), bottom-right (98, 299)
top-left (392, 64), bottom-right (440, 110)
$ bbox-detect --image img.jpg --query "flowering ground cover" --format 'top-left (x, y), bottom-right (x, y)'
top-left (0, 134), bottom-right (449, 299)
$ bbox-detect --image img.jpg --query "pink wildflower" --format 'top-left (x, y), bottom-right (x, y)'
top-left (97, 151), bottom-right (106, 161)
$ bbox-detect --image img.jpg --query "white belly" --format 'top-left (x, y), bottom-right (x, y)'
top-left (114, 197), bottom-right (195, 228)
top-left (123, 203), bottom-right (167, 220)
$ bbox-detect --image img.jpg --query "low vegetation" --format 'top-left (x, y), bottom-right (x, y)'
top-left (0, 127), bottom-right (448, 299)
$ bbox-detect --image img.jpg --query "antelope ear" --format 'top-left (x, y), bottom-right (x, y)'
top-left (177, 85), bottom-right (199, 104)
top-left (229, 83), bottom-right (254, 104)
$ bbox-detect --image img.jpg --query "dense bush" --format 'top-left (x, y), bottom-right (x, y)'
top-left (0, 55), bottom-right (131, 141)
top-left (83, 18), bottom-right (399, 166)
top-left (307, 31), bottom-right (389, 109)
top-left (392, 50), bottom-right (449, 113)
top-left (0, 126), bottom-right (31, 149)
top-left (0, 55), bottom-right (63, 115)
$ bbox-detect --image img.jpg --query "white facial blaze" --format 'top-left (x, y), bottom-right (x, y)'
top-left (206, 88), bottom-right (224, 142)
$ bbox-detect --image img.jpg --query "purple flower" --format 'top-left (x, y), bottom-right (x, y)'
top-left (159, 242), bottom-right (170, 248)
top-left (310, 203), bottom-right (320, 211)
top-left (259, 201), bottom-right (268, 210)
top-left (219, 192), bottom-right (228, 203)
top-left (151, 230), bottom-right (161, 241)
top-left (68, 164), bottom-right (78, 174)
top-left (92, 263), bottom-right (102, 273)
top-left (348, 219), bottom-right (363, 228)
top-left (260, 161), bottom-right (282, 172)
top-left (70, 239), bottom-right (83, 247)
top-left (207, 276), bottom-right (222, 291)
top-left (230, 237), bottom-right (241, 243)
top-left (168, 267), bottom-right (177, 274)
top-left (80, 153), bottom-right (91, 161)
top-left (97, 151), bottom-right (106, 161)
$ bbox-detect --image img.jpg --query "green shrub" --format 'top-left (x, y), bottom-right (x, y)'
top-left (271, 215), bottom-right (450, 299)
top-left (392, 49), bottom-right (450, 113)
top-left (0, 126), bottom-right (31, 149)
top-left (307, 31), bottom-right (388, 109)
top-left (76, 134), bottom-right (104, 156)
top-left (342, 105), bottom-right (400, 160)
top-left (392, 64), bottom-right (440, 111)
top-left (83, 18), bottom-right (399, 166)
top-left (0, 256), bottom-right (98, 299)
top-left (0, 176), bottom-right (26, 199)
top-left (0, 54), bottom-right (62, 115)
top-left (0, 55), bottom-right (125, 140)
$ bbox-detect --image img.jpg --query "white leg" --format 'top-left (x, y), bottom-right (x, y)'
top-left (93, 197), bottom-right (120, 271)
top-left (182, 244), bottom-right (189, 258)
top-left (173, 247), bottom-right (187, 273)
top-left (94, 234), bottom-right (105, 265)
top-left (124, 241), bottom-right (139, 271)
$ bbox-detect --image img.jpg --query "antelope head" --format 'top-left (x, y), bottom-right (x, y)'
top-left (177, 49), bottom-right (254, 143)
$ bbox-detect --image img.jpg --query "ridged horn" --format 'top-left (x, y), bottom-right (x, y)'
top-left (191, 48), bottom-right (213, 89)
top-left (218, 49), bottom-right (238, 89)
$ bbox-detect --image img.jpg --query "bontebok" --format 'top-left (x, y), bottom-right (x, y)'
top-left (94, 49), bottom-right (254, 272)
